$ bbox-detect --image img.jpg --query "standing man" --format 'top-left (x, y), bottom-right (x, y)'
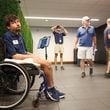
top-left (51, 25), bottom-right (68, 70)
top-left (104, 18), bottom-right (110, 75)
top-left (74, 16), bottom-right (97, 78)
top-left (3, 14), bottom-right (65, 102)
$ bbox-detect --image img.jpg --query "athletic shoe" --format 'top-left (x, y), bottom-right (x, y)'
top-left (89, 68), bottom-right (93, 76)
top-left (81, 72), bottom-right (86, 78)
top-left (55, 66), bottom-right (57, 70)
top-left (53, 87), bottom-right (65, 99)
top-left (61, 66), bottom-right (64, 70)
top-left (46, 87), bottom-right (59, 102)
top-left (105, 73), bottom-right (110, 77)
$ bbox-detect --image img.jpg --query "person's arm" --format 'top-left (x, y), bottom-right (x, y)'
top-left (104, 29), bottom-right (110, 51)
top-left (107, 28), bottom-right (110, 39)
top-left (12, 53), bottom-right (33, 60)
top-left (61, 26), bottom-right (68, 36)
top-left (51, 25), bottom-right (57, 32)
top-left (74, 36), bottom-right (78, 49)
top-left (93, 36), bottom-right (97, 49)
top-left (74, 28), bottom-right (80, 49)
top-left (91, 27), bottom-right (97, 49)
top-left (3, 35), bottom-right (17, 58)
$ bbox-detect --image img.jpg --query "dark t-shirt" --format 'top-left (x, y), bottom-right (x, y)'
top-left (104, 27), bottom-right (110, 48)
top-left (53, 31), bottom-right (66, 44)
top-left (3, 31), bottom-right (27, 58)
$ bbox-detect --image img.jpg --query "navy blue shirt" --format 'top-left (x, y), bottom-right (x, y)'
top-left (3, 31), bottom-right (27, 58)
top-left (53, 31), bottom-right (66, 44)
top-left (104, 27), bottom-right (110, 48)
top-left (77, 26), bottom-right (96, 47)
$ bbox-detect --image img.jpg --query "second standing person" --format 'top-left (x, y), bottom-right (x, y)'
top-left (51, 25), bottom-right (68, 70)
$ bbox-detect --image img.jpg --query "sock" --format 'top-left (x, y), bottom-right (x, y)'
top-left (48, 86), bottom-right (54, 89)
top-left (90, 67), bottom-right (93, 69)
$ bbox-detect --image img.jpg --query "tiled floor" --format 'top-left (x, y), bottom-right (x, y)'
top-left (14, 64), bottom-right (110, 110)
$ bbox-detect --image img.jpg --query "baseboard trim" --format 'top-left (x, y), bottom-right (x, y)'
top-left (52, 61), bottom-right (74, 64)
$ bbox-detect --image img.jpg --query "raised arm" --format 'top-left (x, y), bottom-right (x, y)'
top-left (60, 26), bottom-right (68, 36)
top-left (51, 25), bottom-right (58, 32)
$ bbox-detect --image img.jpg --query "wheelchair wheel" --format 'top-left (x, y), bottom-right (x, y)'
top-left (0, 62), bottom-right (30, 109)
top-left (20, 64), bottom-right (38, 88)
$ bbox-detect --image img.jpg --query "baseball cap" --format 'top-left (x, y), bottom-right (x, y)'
top-left (82, 16), bottom-right (90, 21)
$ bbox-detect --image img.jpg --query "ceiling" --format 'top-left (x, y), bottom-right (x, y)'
top-left (20, 0), bottom-right (110, 28)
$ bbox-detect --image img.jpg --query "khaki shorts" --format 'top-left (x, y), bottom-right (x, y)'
top-left (54, 44), bottom-right (64, 54)
top-left (78, 47), bottom-right (93, 59)
top-left (106, 49), bottom-right (110, 61)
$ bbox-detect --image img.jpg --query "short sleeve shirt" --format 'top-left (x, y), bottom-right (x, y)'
top-left (3, 31), bottom-right (27, 58)
top-left (77, 26), bottom-right (96, 47)
top-left (53, 31), bottom-right (66, 44)
top-left (104, 27), bottom-right (110, 48)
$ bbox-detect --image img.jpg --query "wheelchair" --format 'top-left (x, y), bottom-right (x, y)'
top-left (0, 38), bottom-right (48, 109)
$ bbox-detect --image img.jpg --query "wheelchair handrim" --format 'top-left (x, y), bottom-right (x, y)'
top-left (0, 62), bottom-right (30, 109)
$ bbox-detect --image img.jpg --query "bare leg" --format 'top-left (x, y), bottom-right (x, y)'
top-left (106, 61), bottom-right (110, 73)
top-left (87, 59), bottom-right (93, 76)
top-left (54, 53), bottom-right (58, 66)
top-left (60, 53), bottom-right (63, 66)
top-left (60, 53), bottom-right (64, 70)
top-left (41, 64), bottom-right (54, 87)
top-left (88, 59), bottom-right (93, 67)
top-left (54, 53), bottom-right (58, 70)
top-left (80, 59), bottom-right (85, 72)
top-left (80, 59), bottom-right (86, 78)
top-left (32, 55), bottom-right (54, 87)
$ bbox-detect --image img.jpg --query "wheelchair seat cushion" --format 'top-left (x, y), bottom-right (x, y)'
top-left (4, 58), bottom-right (40, 67)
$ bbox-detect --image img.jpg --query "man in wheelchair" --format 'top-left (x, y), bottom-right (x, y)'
top-left (3, 14), bottom-right (65, 102)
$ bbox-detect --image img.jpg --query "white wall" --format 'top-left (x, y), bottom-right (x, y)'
top-left (31, 27), bottom-right (78, 62)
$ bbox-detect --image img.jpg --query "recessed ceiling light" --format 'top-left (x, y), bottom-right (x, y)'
top-left (25, 16), bottom-right (100, 21)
